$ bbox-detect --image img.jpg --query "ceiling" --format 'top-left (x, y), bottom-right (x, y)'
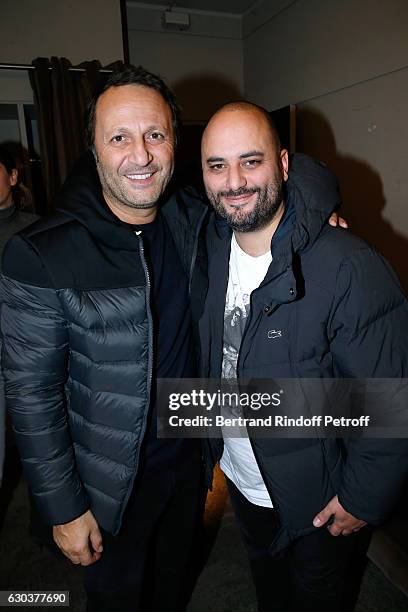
top-left (128, 1), bottom-right (261, 15)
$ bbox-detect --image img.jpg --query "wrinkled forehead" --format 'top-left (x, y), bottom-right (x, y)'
top-left (95, 84), bottom-right (173, 132)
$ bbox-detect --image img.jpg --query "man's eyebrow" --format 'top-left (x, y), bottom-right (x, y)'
top-left (206, 156), bottom-right (225, 163)
top-left (145, 125), bottom-right (168, 132)
top-left (108, 125), bottom-right (168, 134)
top-left (239, 150), bottom-right (264, 159)
top-left (107, 126), bottom-right (129, 134)
top-left (206, 150), bottom-right (264, 163)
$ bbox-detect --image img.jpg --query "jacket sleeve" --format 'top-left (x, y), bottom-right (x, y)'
top-left (328, 245), bottom-right (408, 524)
top-left (0, 236), bottom-right (90, 525)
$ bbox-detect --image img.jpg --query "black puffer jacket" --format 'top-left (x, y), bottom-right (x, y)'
top-left (200, 154), bottom-right (408, 554)
top-left (0, 154), bottom-right (208, 534)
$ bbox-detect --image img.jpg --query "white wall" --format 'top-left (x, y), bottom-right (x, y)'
top-left (127, 3), bottom-right (244, 122)
top-left (243, 0), bottom-right (408, 288)
top-left (1, 0), bottom-right (123, 67)
top-left (243, 0), bottom-right (408, 110)
top-left (0, 71), bottom-right (34, 104)
top-left (0, 0), bottom-right (124, 104)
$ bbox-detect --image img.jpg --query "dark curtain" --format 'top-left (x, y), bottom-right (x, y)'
top-left (29, 57), bottom-right (125, 213)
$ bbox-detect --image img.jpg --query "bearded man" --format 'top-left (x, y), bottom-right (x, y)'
top-left (199, 101), bottom-right (408, 612)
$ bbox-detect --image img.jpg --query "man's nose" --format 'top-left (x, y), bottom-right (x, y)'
top-left (226, 166), bottom-right (247, 192)
top-left (129, 137), bottom-right (153, 167)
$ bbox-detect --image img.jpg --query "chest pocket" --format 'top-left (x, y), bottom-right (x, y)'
top-left (239, 305), bottom-right (296, 377)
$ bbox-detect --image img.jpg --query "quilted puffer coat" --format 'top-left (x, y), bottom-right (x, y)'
top-left (0, 154), bottom-right (208, 534)
top-left (200, 154), bottom-right (408, 555)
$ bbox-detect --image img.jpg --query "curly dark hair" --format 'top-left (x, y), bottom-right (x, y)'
top-left (85, 65), bottom-right (180, 149)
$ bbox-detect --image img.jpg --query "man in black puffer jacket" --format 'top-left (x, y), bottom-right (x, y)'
top-left (200, 101), bottom-right (408, 612)
top-left (0, 66), bottom-right (209, 612)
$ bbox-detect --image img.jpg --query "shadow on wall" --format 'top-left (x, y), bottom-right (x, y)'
top-left (172, 73), bottom-right (242, 124)
top-left (296, 108), bottom-right (408, 293)
top-left (171, 74), bottom-right (242, 193)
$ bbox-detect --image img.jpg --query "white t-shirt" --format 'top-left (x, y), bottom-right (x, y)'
top-left (220, 233), bottom-right (273, 507)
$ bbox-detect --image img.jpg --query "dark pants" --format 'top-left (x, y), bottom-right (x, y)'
top-left (85, 455), bottom-right (202, 612)
top-left (227, 479), bottom-right (355, 612)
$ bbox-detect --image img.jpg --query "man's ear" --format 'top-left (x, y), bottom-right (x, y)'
top-left (280, 149), bottom-right (289, 182)
top-left (9, 168), bottom-right (18, 187)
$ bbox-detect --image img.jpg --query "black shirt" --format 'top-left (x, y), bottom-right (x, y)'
top-left (130, 213), bottom-right (197, 471)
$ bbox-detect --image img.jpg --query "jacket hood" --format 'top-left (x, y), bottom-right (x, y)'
top-left (287, 153), bottom-right (342, 253)
top-left (56, 151), bottom-right (206, 250)
top-left (214, 153), bottom-right (342, 254)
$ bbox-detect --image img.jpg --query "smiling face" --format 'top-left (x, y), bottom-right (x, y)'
top-left (202, 105), bottom-right (288, 233)
top-left (0, 162), bottom-right (17, 210)
top-left (94, 84), bottom-right (175, 220)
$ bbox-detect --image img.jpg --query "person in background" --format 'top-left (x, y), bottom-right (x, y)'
top-left (0, 146), bottom-right (38, 258)
top-left (0, 146), bottom-right (38, 488)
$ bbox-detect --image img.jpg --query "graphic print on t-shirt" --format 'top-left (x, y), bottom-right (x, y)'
top-left (222, 234), bottom-right (271, 380)
top-left (222, 282), bottom-right (251, 380)
top-left (220, 234), bottom-right (274, 507)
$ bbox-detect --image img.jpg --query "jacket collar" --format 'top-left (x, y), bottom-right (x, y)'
top-left (0, 202), bottom-right (18, 222)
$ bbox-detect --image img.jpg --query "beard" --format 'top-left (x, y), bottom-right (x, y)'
top-left (206, 177), bottom-right (284, 233)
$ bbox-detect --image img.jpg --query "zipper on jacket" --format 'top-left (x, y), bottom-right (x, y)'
top-left (116, 231), bottom-right (154, 529)
top-left (236, 287), bottom-right (258, 375)
top-left (188, 206), bottom-right (208, 295)
top-left (236, 291), bottom-right (282, 520)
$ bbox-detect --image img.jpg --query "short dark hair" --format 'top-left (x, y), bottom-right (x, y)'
top-left (0, 146), bottom-right (17, 175)
top-left (85, 65), bottom-right (180, 149)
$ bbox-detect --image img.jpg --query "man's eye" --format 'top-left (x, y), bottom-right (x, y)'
top-left (243, 159), bottom-right (260, 167)
top-left (209, 164), bottom-right (225, 171)
top-left (111, 135), bottom-right (125, 143)
top-left (148, 132), bottom-right (165, 141)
